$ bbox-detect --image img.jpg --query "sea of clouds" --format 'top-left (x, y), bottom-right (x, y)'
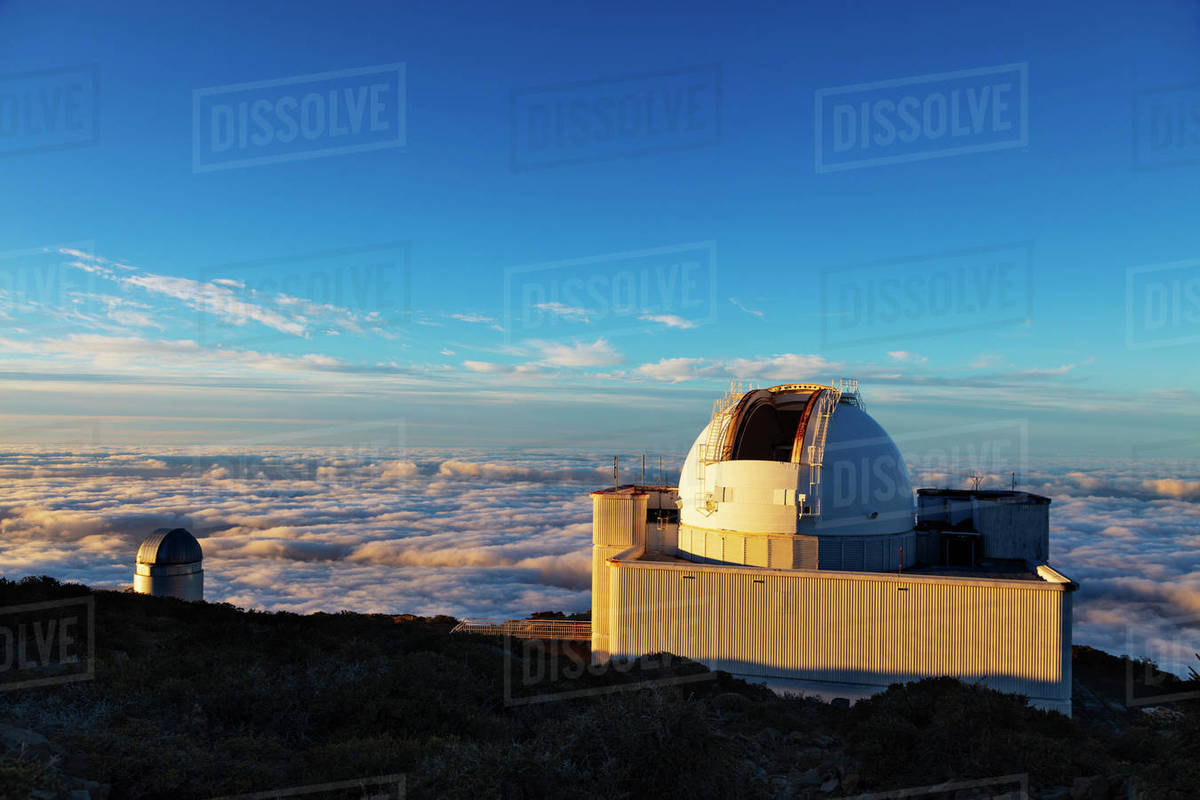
top-left (1, 448), bottom-right (1197, 675)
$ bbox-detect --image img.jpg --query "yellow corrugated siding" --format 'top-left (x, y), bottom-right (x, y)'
top-left (592, 494), bottom-right (647, 547)
top-left (608, 563), bottom-right (1069, 703)
top-left (591, 493), bottom-right (648, 659)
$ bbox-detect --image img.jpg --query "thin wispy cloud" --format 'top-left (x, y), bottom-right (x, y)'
top-left (450, 312), bottom-right (496, 324)
top-left (639, 313), bottom-right (697, 329)
top-left (887, 350), bottom-right (928, 364)
top-left (57, 249), bottom-right (392, 339)
top-left (728, 297), bottom-right (764, 318)
top-left (448, 312), bottom-right (503, 332)
top-left (636, 357), bottom-right (724, 383)
top-left (534, 302), bottom-right (592, 323)
top-left (970, 354), bottom-right (1005, 369)
top-left (529, 338), bottom-right (622, 368)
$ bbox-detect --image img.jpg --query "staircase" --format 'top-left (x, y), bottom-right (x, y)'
top-left (450, 618), bottom-right (592, 641)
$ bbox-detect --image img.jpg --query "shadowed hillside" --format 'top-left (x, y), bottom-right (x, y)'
top-left (0, 577), bottom-right (1196, 800)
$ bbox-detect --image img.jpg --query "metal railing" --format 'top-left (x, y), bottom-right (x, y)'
top-left (695, 380), bottom-right (745, 514)
top-left (450, 618), bottom-right (592, 641)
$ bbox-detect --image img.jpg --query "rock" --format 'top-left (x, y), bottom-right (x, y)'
top-left (956, 789), bottom-right (1014, 800)
top-left (842, 774), bottom-right (860, 794)
top-left (796, 768), bottom-right (823, 787)
top-left (63, 753), bottom-right (90, 774)
top-left (1039, 787), bottom-right (1071, 800)
top-left (820, 776), bottom-right (839, 793)
top-left (1143, 706), bottom-right (1185, 723)
top-left (0, 722), bottom-right (53, 763)
top-left (812, 733), bottom-right (835, 747)
top-left (713, 692), bottom-right (753, 713)
top-left (1071, 775), bottom-right (1108, 800)
top-left (67, 791), bottom-right (91, 800)
top-left (0, 722), bottom-right (48, 750)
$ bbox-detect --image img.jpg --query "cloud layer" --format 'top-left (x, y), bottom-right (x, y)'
top-left (1, 449), bottom-right (1197, 675)
top-left (0, 449), bottom-right (614, 619)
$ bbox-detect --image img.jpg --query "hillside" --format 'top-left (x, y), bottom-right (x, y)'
top-left (0, 577), bottom-right (1196, 800)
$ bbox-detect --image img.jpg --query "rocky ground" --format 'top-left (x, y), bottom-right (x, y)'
top-left (0, 577), bottom-right (1196, 799)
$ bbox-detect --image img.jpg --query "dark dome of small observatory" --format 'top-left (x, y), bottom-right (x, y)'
top-left (136, 528), bottom-right (203, 566)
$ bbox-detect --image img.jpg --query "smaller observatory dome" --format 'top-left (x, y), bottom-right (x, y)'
top-left (136, 528), bottom-right (203, 565)
top-left (134, 528), bottom-right (204, 602)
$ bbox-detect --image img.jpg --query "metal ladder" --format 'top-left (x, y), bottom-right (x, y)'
top-left (695, 380), bottom-right (743, 514)
top-left (801, 387), bottom-right (841, 519)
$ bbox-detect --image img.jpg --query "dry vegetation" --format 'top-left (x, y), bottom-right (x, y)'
top-left (0, 577), bottom-right (1195, 799)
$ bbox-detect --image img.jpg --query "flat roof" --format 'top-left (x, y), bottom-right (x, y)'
top-left (903, 560), bottom-right (1040, 581)
top-left (591, 484), bottom-right (679, 496)
top-left (591, 485), bottom-right (648, 497)
top-left (916, 488), bottom-right (1051, 504)
top-left (631, 551), bottom-right (1046, 583)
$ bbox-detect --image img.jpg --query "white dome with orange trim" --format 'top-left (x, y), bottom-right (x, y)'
top-left (678, 382), bottom-right (913, 539)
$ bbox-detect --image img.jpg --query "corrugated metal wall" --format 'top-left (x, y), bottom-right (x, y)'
top-left (976, 502), bottom-right (1049, 561)
top-left (915, 493), bottom-right (1050, 562)
top-left (681, 523), bottom-right (915, 572)
top-left (606, 560), bottom-right (1071, 711)
top-left (133, 563), bottom-right (204, 602)
top-left (591, 492), bottom-right (648, 660)
top-left (593, 492), bottom-right (647, 547)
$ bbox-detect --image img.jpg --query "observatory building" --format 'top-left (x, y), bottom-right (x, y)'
top-left (590, 381), bottom-right (1077, 714)
top-left (133, 528), bottom-right (204, 602)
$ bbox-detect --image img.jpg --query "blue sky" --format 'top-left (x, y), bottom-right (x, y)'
top-left (1, 0), bottom-right (1198, 460)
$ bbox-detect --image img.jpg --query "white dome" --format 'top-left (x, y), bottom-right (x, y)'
top-left (678, 384), bottom-right (913, 537)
